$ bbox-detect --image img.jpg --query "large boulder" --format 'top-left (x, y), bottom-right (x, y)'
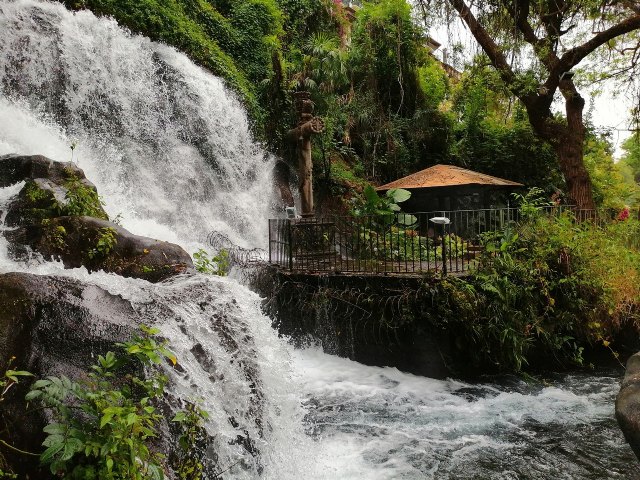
top-left (0, 154), bottom-right (94, 189)
top-left (0, 154), bottom-right (108, 226)
top-left (0, 154), bottom-right (194, 282)
top-left (617, 353), bottom-right (640, 461)
top-left (0, 272), bottom-right (262, 478)
top-left (0, 272), bottom-right (140, 478)
top-left (8, 216), bottom-right (194, 282)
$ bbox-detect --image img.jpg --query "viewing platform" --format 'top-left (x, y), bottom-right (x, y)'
top-left (268, 206), bottom-right (596, 277)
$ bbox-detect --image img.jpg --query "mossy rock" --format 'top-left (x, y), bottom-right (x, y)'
top-left (0, 154), bottom-right (108, 227)
top-left (9, 216), bottom-right (194, 283)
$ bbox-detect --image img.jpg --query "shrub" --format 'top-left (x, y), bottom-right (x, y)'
top-left (61, 177), bottom-right (108, 220)
top-left (26, 326), bottom-right (201, 479)
top-left (193, 249), bottom-right (230, 276)
top-left (464, 207), bottom-right (640, 371)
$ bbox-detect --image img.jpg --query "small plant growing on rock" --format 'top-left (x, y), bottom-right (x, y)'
top-left (193, 249), bottom-right (230, 276)
top-left (26, 326), bottom-right (178, 479)
top-left (41, 221), bottom-right (68, 252)
top-left (24, 182), bottom-right (50, 204)
top-left (62, 176), bottom-right (108, 220)
top-left (69, 141), bottom-right (78, 165)
top-left (87, 227), bottom-right (118, 260)
top-left (172, 402), bottom-right (209, 480)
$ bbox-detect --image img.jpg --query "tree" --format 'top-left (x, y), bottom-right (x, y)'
top-left (417, 0), bottom-right (640, 209)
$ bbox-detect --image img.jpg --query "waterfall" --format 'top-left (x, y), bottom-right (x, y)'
top-left (0, 1), bottom-right (636, 479)
top-left (0, 0), bottom-right (276, 251)
top-left (0, 1), bottom-right (314, 477)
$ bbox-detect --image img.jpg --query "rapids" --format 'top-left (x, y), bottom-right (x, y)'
top-left (0, 1), bottom-right (636, 478)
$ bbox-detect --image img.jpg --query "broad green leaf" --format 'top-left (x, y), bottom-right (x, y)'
top-left (41, 442), bottom-right (65, 463)
top-left (32, 379), bottom-right (51, 389)
top-left (397, 213), bottom-right (417, 226)
top-left (388, 188), bottom-right (411, 203)
top-left (6, 370), bottom-right (33, 378)
top-left (42, 434), bottom-right (65, 447)
top-left (100, 413), bottom-right (114, 429)
top-left (43, 424), bottom-right (67, 435)
top-left (25, 390), bottom-right (42, 401)
top-left (172, 411), bottom-right (187, 423)
top-left (363, 185), bottom-right (379, 204)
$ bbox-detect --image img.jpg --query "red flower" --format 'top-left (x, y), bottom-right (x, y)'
top-left (618, 208), bottom-right (630, 221)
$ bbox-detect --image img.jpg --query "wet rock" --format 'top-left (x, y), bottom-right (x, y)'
top-left (0, 154), bottom-right (108, 225)
top-left (8, 216), bottom-right (194, 282)
top-left (0, 154), bottom-right (93, 189)
top-left (0, 272), bottom-right (259, 478)
top-left (616, 353), bottom-right (640, 461)
top-left (0, 272), bottom-right (139, 478)
top-left (1, 155), bottom-right (193, 282)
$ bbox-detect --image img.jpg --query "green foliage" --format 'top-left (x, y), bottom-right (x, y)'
top-left (621, 133), bottom-right (640, 181)
top-left (24, 182), bottom-right (49, 204)
top-left (87, 227), bottom-right (118, 260)
top-left (450, 63), bottom-right (562, 189)
top-left (1, 358), bottom-right (33, 405)
top-left (193, 248), bottom-right (230, 276)
top-left (172, 403), bottom-right (208, 480)
top-left (62, 177), bottom-right (108, 220)
top-left (464, 208), bottom-right (640, 371)
top-left (352, 185), bottom-right (413, 217)
top-left (27, 326), bottom-right (183, 479)
top-left (41, 221), bottom-right (68, 252)
top-left (511, 187), bottom-right (551, 219)
top-left (584, 131), bottom-right (639, 212)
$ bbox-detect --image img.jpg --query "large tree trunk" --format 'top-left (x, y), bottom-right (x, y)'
top-left (556, 82), bottom-right (596, 210)
top-left (525, 82), bottom-right (596, 211)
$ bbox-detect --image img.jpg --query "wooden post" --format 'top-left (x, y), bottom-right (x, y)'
top-left (288, 91), bottom-right (324, 218)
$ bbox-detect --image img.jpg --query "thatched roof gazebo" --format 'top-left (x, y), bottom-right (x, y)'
top-left (376, 164), bottom-right (523, 212)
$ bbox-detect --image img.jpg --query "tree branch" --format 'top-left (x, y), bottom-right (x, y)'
top-left (448, 0), bottom-right (517, 86)
top-left (502, 0), bottom-right (558, 70)
top-left (558, 13), bottom-right (640, 72)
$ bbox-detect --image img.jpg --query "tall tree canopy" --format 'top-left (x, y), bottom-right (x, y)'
top-left (416, 0), bottom-right (640, 209)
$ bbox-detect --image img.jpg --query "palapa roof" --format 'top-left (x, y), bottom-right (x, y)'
top-left (376, 164), bottom-right (523, 191)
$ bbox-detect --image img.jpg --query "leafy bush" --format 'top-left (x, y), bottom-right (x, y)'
top-left (27, 326), bottom-right (182, 478)
top-left (62, 177), bottom-right (108, 220)
top-left (87, 227), bottom-right (118, 260)
top-left (462, 206), bottom-right (640, 371)
top-left (193, 249), bottom-right (230, 276)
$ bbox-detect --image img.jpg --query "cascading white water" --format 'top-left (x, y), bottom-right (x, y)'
top-left (0, 1), bottom-right (636, 479)
top-left (0, 0), bottom-right (275, 250)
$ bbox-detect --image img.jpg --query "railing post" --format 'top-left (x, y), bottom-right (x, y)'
top-left (441, 223), bottom-right (447, 276)
top-left (287, 219), bottom-right (293, 271)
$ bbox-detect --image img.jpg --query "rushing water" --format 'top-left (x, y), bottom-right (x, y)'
top-left (0, 1), bottom-right (637, 478)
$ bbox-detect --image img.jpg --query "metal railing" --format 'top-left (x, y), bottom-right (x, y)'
top-left (268, 206), bottom-right (596, 275)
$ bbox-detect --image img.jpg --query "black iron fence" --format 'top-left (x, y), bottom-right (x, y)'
top-left (268, 206), bottom-right (596, 275)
